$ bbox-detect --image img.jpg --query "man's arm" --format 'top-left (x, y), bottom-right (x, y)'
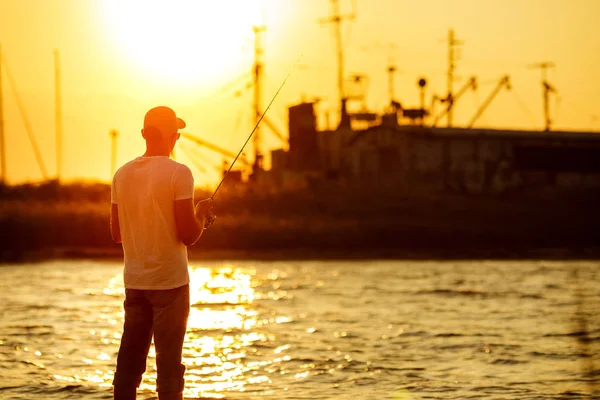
top-left (110, 203), bottom-right (122, 244)
top-left (174, 198), bottom-right (204, 246)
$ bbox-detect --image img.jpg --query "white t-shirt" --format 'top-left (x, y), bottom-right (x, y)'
top-left (111, 156), bottom-right (194, 290)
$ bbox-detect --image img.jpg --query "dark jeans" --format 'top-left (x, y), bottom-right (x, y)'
top-left (113, 284), bottom-right (190, 396)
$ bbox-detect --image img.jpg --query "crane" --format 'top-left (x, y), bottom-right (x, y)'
top-left (179, 131), bottom-right (252, 169)
top-left (467, 75), bottom-right (511, 129)
top-left (432, 76), bottom-right (477, 127)
top-left (429, 94), bottom-right (443, 125)
top-left (180, 132), bottom-right (244, 161)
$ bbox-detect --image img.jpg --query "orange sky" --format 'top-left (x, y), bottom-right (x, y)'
top-left (0, 0), bottom-right (599, 186)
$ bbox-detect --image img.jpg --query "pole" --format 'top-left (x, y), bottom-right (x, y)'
top-left (318, 0), bottom-right (355, 126)
top-left (418, 78), bottom-right (427, 126)
top-left (0, 44), bottom-right (6, 185)
top-left (446, 29), bottom-right (462, 128)
top-left (3, 57), bottom-right (48, 180)
top-left (252, 25), bottom-right (266, 173)
top-left (528, 62), bottom-right (556, 131)
top-left (334, 0), bottom-right (344, 107)
top-left (544, 81), bottom-right (550, 130)
top-left (387, 65), bottom-right (396, 104)
top-left (110, 130), bottom-right (118, 178)
top-left (54, 49), bottom-right (62, 182)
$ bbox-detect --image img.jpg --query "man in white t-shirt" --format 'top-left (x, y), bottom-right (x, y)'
top-left (110, 106), bottom-right (213, 400)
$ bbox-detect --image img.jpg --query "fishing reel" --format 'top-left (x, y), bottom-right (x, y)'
top-left (204, 213), bottom-right (217, 229)
top-left (195, 198), bottom-right (216, 230)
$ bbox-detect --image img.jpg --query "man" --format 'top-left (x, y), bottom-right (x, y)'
top-left (110, 106), bottom-right (213, 400)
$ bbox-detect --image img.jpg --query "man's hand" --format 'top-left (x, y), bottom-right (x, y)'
top-left (195, 198), bottom-right (214, 226)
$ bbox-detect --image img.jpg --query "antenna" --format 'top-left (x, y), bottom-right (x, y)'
top-left (445, 29), bottom-right (463, 127)
top-left (528, 61), bottom-right (556, 131)
top-left (318, 0), bottom-right (356, 125)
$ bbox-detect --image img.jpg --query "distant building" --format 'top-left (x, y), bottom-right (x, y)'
top-left (341, 124), bottom-right (600, 193)
top-left (269, 101), bottom-right (600, 193)
top-left (287, 102), bottom-right (321, 171)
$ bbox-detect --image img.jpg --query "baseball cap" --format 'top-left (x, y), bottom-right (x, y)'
top-left (143, 106), bottom-right (186, 136)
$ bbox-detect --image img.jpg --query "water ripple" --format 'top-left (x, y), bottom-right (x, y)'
top-left (0, 260), bottom-right (598, 399)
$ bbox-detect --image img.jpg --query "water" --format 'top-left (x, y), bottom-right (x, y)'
top-left (0, 260), bottom-right (598, 400)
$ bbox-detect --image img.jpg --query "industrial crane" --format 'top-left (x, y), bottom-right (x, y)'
top-left (432, 76), bottom-right (477, 127)
top-left (467, 75), bottom-right (511, 128)
top-left (180, 132), bottom-right (249, 162)
top-left (179, 131), bottom-right (253, 177)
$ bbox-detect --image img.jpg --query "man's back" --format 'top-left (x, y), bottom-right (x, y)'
top-left (112, 155), bottom-right (194, 290)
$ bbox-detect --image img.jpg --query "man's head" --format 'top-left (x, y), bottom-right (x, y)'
top-left (142, 106), bottom-right (186, 154)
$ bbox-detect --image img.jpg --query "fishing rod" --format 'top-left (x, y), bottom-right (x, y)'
top-left (203, 57), bottom-right (301, 229)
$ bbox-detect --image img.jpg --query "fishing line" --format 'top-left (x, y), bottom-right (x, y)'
top-left (203, 56), bottom-right (302, 228)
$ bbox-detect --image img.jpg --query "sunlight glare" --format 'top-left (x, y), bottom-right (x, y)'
top-left (99, 0), bottom-right (263, 86)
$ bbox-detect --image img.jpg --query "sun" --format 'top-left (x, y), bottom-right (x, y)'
top-left (99, 0), bottom-right (262, 86)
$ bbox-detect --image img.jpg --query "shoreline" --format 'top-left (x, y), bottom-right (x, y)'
top-left (2, 185), bottom-right (599, 265)
top-left (2, 246), bottom-right (599, 265)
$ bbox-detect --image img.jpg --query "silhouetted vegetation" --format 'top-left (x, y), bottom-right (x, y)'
top-left (0, 181), bottom-right (598, 262)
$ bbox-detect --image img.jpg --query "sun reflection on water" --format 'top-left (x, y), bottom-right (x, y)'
top-left (110, 265), bottom-right (284, 398)
top-left (48, 264), bottom-right (294, 398)
top-left (189, 267), bottom-right (255, 307)
top-left (183, 266), bottom-right (266, 398)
